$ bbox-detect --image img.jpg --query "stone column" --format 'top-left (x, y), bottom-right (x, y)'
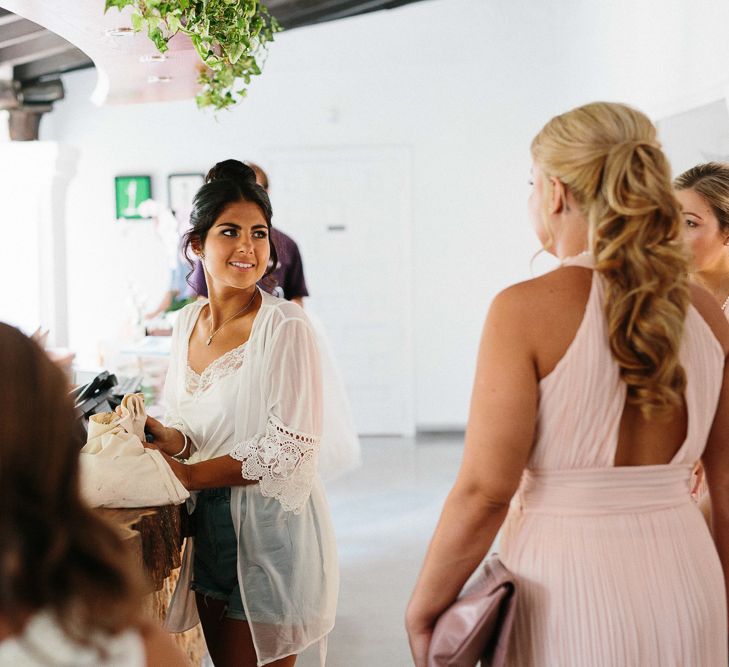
top-left (0, 141), bottom-right (78, 345)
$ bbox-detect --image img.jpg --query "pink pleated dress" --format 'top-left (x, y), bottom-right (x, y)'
top-left (500, 254), bottom-right (728, 666)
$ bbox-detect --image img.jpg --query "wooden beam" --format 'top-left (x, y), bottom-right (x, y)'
top-left (0, 31), bottom-right (74, 67)
top-left (0, 18), bottom-right (45, 48)
top-left (0, 8), bottom-right (23, 27)
top-left (267, 0), bottom-right (424, 28)
top-left (14, 47), bottom-right (92, 82)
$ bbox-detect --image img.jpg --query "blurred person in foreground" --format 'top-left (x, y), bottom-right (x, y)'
top-left (0, 322), bottom-right (188, 666)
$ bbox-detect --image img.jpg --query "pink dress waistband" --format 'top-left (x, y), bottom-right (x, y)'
top-left (516, 465), bottom-right (694, 516)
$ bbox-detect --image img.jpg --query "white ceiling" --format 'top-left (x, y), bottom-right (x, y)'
top-left (0, 0), bottom-right (429, 106)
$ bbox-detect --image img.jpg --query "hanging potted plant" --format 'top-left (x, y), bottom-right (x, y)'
top-left (104, 0), bottom-right (281, 110)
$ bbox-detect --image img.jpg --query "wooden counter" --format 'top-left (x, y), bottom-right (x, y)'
top-left (98, 505), bottom-right (206, 666)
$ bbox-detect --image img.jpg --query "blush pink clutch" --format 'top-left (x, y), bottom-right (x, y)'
top-left (427, 556), bottom-right (517, 667)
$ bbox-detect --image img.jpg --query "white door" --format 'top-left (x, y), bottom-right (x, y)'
top-left (265, 147), bottom-right (414, 436)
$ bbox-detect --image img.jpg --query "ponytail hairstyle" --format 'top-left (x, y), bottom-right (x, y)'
top-left (532, 102), bottom-right (689, 419)
top-left (674, 162), bottom-right (729, 235)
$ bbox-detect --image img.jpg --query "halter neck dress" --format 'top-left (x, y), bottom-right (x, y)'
top-left (499, 253), bottom-right (727, 666)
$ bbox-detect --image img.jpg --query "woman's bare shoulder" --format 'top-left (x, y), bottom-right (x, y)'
top-left (493, 266), bottom-right (592, 321)
top-left (689, 283), bottom-right (729, 355)
top-left (490, 266), bottom-right (593, 379)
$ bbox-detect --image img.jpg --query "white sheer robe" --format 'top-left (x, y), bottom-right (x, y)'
top-left (163, 291), bottom-right (338, 666)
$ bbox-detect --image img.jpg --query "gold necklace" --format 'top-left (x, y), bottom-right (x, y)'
top-left (206, 289), bottom-right (258, 346)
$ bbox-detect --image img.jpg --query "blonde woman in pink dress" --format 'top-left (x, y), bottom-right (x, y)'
top-left (406, 102), bottom-right (729, 666)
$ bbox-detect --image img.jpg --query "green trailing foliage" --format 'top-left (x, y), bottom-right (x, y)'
top-left (104, 0), bottom-right (281, 110)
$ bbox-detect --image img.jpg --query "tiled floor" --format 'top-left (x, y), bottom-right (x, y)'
top-left (298, 433), bottom-right (463, 667)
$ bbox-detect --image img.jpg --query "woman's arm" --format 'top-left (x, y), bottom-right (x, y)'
top-left (163, 453), bottom-right (258, 490)
top-left (691, 283), bottom-right (729, 629)
top-left (406, 287), bottom-right (538, 666)
top-left (702, 354), bottom-right (729, 630)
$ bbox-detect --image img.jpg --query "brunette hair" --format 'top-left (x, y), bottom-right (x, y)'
top-left (532, 102), bottom-right (689, 419)
top-left (182, 159), bottom-right (278, 287)
top-left (0, 323), bottom-right (142, 651)
top-left (674, 162), bottom-right (729, 235)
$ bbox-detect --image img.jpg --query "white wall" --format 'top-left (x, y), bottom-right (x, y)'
top-left (582, 0), bottom-right (729, 119)
top-left (43, 0), bottom-right (729, 429)
top-left (657, 100), bottom-right (729, 178)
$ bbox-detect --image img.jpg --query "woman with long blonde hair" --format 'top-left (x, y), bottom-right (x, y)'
top-left (406, 102), bottom-right (729, 665)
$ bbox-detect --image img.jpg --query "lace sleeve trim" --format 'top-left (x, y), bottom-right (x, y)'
top-left (230, 416), bottom-right (320, 514)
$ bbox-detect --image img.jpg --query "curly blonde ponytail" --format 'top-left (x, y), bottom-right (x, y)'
top-left (532, 102), bottom-right (689, 419)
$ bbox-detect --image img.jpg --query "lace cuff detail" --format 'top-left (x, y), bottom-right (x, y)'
top-left (230, 416), bottom-right (319, 514)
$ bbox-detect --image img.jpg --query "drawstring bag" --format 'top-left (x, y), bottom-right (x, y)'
top-left (79, 394), bottom-right (189, 508)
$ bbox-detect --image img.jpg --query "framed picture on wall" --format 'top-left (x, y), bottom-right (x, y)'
top-left (168, 172), bottom-right (204, 215)
top-left (115, 175), bottom-right (152, 220)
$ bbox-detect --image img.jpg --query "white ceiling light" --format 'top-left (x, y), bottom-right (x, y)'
top-left (148, 75), bottom-right (172, 84)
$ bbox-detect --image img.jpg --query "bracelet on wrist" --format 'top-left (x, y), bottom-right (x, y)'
top-left (171, 430), bottom-right (188, 458)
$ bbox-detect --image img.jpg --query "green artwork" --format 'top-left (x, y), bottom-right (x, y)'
top-left (115, 175), bottom-right (152, 219)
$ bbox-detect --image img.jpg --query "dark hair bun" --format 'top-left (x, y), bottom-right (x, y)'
top-left (205, 159), bottom-right (257, 185)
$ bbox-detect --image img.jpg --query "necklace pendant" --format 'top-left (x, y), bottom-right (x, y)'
top-left (206, 335), bottom-right (213, 346)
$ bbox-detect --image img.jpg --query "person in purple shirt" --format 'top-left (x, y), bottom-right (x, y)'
top-left (188, 161), bottom-right (309, 306)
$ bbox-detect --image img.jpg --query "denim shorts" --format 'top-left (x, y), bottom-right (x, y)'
top-left (191, 487), bottom-right (246, 621)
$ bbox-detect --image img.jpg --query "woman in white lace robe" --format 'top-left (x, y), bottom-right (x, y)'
top-left (144, 161), bottom-right (338, 667)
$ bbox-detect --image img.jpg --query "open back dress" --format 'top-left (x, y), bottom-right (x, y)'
top-left (500, 254), bottom-right (727, 666)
